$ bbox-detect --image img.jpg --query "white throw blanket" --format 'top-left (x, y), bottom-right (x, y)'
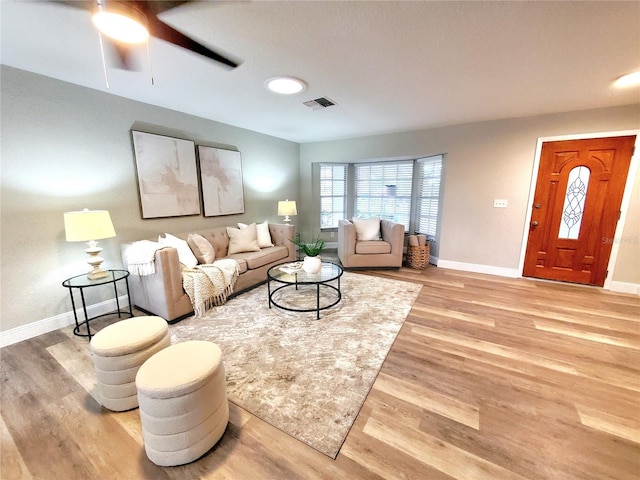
top-left (182, 259), bottom-right (239, 317)
top-left (126, 240), bottom-right (166, 276)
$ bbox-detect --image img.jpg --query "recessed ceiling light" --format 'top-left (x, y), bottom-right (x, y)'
top-left (613, 71), bottom-right (640, 89)
top-left (265, 77), bottom-right (307, 95)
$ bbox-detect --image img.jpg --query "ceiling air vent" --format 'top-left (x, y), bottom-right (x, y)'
top-left (303, 97), bottom-right (337, 110)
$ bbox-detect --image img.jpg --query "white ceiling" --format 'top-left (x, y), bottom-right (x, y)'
top-left (2, 1), bottom-right (639, 143)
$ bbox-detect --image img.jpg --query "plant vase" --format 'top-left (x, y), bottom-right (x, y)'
top-left (303, 255), bottom-right (322, 274)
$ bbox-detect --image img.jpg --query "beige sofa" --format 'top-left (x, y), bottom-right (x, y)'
top-left (122, 223), bottom-right (295, 322)
top-left (338, 218), bottom-right (404, 269)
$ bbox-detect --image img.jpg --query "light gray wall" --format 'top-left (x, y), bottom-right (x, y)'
top-left (300, 105), bottom-right (640, 284)
top-left (1, 66), bottom-right (299, 332)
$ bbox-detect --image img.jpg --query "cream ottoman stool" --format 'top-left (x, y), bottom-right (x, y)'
top-left (135, 341), bottom-right (229, 467)
top-left (89, 316), bottom-right (170, 412)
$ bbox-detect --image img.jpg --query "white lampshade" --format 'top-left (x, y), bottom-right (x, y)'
top-left (64, 209), bottom-right (116, 279)
top-left (64, 209), bottom-right (116, 242)
top-left (278, 200), bottom-right (297, 222)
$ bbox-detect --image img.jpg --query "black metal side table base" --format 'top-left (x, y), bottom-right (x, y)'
top-left (63, 270), bottom-right (133, 340)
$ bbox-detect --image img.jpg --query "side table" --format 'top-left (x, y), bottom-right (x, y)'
top-left (62, 269), bottom-right (133, 339)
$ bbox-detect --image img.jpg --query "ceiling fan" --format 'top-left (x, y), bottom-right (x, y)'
top-left (56, 0), bottom-right (240, 70)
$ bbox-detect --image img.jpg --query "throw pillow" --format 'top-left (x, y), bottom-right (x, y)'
top-left (158, 233), bottom-right (198, 269)
top-left (238, 220), bottom-right (274, 248)
top-left (226, 223), bottom-right (261, 254)
top-left (353, 217), bottom-right (382, 241)
top-left (187, 233), bottom-right (216, 264)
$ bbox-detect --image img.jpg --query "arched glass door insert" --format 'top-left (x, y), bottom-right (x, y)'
top-left (558, 165), bottom-right (590, 240)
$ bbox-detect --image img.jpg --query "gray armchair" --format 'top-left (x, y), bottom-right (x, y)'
top-left (338, 218), bottom-right (404, 269)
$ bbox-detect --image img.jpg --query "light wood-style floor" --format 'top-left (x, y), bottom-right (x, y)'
top-left (1, 266), bottom-right (639, 479)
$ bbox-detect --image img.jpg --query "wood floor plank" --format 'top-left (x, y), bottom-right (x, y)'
top-left (575, 403), bottom-right (640, 444)
top-left (411, 323), bottom-right (580, 375)
top-left (0, 414), bottom-right (33, 480)
top-left (533, 319), bottom-right (640, 349)
top-left (373, 372), bottom-right (480, 429)
top-left (46, 337), bottom-right (99, 403)
top-left (363, 410), bottom-right (529, 480)
top-left (410, 303), bottom-right (496, 327)
top-left (52, 390), bottom-right (171, 480)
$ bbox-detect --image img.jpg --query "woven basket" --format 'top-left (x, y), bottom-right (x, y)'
top-left (406, 244), bottom-right (430, 269)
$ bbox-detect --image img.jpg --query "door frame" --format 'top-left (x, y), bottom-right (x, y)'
top-left (518, 129), bottom-right (640, 290)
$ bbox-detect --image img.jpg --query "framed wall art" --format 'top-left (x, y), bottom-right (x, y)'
top-left (197, 146), bottom-right (245, 216)
top-left (131, 131), bottom-right (201, 218)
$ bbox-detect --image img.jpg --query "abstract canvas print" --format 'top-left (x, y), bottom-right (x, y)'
top-left (131, 131), bottom-right (200, 218)
top-left (198, 146), bottom-right (245, 216)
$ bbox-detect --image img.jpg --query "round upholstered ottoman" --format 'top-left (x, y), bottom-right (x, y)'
top-left (135, 341), bottom-right (229, 467)
top-left (90, 316), bottom-right (170, 412)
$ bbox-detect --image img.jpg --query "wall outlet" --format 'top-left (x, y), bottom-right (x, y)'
top-left (493, 199), bottom-right (508, 208)
top-left (330, 232), bottom-right (335, 238)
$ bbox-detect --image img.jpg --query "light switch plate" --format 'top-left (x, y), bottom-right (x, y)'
top-left (494, 199), bottom-right (508, 208)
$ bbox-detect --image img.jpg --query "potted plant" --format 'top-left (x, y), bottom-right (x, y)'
top-left (290, 236), bottom-right (325, 273)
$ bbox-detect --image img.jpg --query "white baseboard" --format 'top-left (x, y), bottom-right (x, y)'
top-left (436, 260), bottom-right (521, 278)
top-left (609, 281), bottom-right (640, 295)
top-left (437, 260), bottom-right (640, 295)
top-left (0, 295), bottom-right (129, 349)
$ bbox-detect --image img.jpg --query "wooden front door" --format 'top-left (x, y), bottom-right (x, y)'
top-left (523, 136), bottom-right (635, 286)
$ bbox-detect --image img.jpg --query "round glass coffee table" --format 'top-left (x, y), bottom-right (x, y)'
top-left (267, 261), bottom-right (343, 319)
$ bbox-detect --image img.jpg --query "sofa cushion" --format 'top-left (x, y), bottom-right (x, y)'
top-left (238, 220), bottom-right (273, 248)
top-left (226, 224), bottom-right (261, 254)
top-left (228, 245), bottom-right (289, 270)
top-left (234, 259), bottom-right (248, 274)
top-left (159, 233), bottom-right (198, 269)
top-left (187, 234), bottom-right (216, 264)
top-left (355, 240), bottom-right (391, 255)
top-left (353, 217), bottom-right (381, 241)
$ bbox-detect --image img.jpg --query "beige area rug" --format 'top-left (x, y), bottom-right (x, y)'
top-left (170, 271), bottom-right (422, 458)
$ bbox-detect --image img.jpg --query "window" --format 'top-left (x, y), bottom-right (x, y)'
top-left (319, 163), bottom-right (347, 228)
top-left (317, 156), bottom-right (443, 239)
top-left (415, 155), bottom-right (443, 237)
top-left (355, 161), bottom-right (413, 231)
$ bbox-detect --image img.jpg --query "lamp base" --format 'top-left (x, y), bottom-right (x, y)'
top-left (85, 241), bottom-right (108, 280)
top-left (88, 268), bottom-right (109, 280)
top-left (283, 215), bottom-right (291, 223)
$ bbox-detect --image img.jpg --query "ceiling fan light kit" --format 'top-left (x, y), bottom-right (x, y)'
top-left (613, 70), bottom-right (640, 89)
top-left (92, 1), bottom-right (149, 44)
top-left (265, 77), bottom-right (307, 95)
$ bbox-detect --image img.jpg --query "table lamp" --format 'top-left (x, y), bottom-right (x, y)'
top-left (278, 199), bottom-right (297, 223)
top-left (64, 209), bottom-right (116, 279)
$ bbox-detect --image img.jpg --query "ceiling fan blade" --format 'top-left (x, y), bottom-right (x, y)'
top-left (112, 41), bottom-right (137, 70)
top-left (97, 35), bottom-right (143, 71)
top-left (143, 1), bottom-right (191, 15)
top-left (146, 15), bottom-right (240, 69)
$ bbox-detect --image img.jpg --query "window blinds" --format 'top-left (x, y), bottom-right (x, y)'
top-left (320, 163), bottom-right (347, 228)
top-left (415, 155), bottom-right (443, 237)
top-left (354, 161), bottom-right (413, 230)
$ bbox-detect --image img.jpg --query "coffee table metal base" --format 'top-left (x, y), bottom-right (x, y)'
top-left (268, 282), bottom-right (341, 320)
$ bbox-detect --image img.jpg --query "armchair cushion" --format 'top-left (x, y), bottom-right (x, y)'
top-left (355, 240), bottom-right (391, 255)
top-left (352, 217), bottom-right (381, 241)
